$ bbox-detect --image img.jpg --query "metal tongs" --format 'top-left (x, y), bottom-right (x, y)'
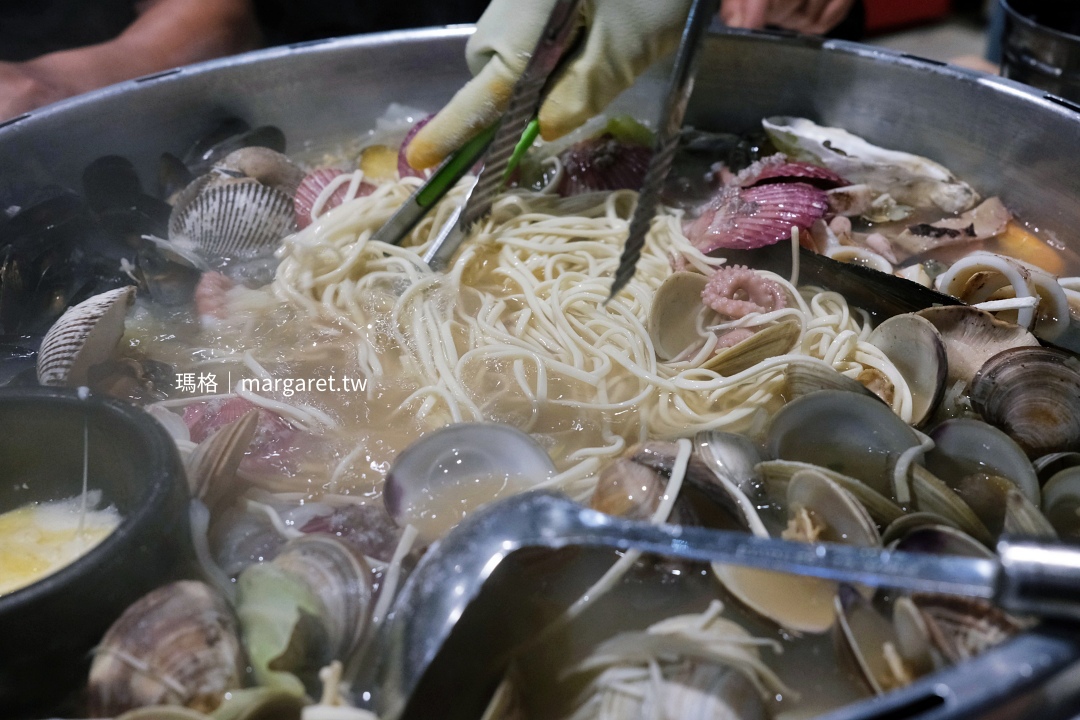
top-left (370, 0), bottom-right (584, 269)
top-left (372, 0), bottom-right (721, 291)
top-left (376, 491), bottom-right (1080, 720)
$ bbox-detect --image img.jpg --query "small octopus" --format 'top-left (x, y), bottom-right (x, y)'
top-left (702, 265), bottom-right (787, 319)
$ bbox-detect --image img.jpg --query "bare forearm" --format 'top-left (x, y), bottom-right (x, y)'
top-left (18, 0), bottom-right (259, 100)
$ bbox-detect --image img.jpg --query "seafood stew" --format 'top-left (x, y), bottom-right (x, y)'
top-left (5, 28), bottom-right (1080, 720)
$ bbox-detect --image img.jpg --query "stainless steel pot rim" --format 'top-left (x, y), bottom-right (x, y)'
top-left (1, 25), bottom-right (1076, 138)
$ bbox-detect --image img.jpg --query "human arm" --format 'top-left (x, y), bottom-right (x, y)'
top-left (0, 0), bottom-right (260, 121)
top-left (720, 0), bottom-right (857, 35)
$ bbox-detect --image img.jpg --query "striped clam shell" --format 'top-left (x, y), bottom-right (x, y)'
top-left (168, 179), bottom-right (295, 262)
top-left (88, 580), bottom-right (244, 716)
top-left (37, 286), bottom-right (135, 387)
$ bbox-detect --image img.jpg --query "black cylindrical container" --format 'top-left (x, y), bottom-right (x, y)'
top-left (1002, 0), bottom-right (1080, 102)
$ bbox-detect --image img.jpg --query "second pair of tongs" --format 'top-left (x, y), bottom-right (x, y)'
top-left (370, 0), bottom-right (584, 270)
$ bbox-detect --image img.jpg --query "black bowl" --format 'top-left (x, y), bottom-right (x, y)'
top-left (0, 387), bottom-right (190, 715)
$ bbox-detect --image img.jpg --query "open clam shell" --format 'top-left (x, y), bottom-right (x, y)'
top-left (867, 314), bottom-right (947, 427)
top-left (383, 422), bottom-right (556, 544)
top-left (908, 594), bottom-right (1027, 665)
top-left (186, 409), bottom-right (260, 511)
top-left (88, 581), bottom-right (244, 716)
top-left (37, 286), bottom-right (135, 387)
top-left (756, 459), bottom-right (904, 527)
top-left (714, 469), bottom-right (880, 634)
top-left (649, 271), bottom-right (711, 361)
top-left (834, 585), bottom-right (929, 695)
top-left (970, 346), bottom-right (1080, 458)
top-left (1042, 467), bottom-right (1080, 539)
top-left (703, 320), bottom-right (801, 376)
top-left (169, 180), bottom-right (296, 263)
top-left (765, 390), bottom-right (920, 498)
top-left (925, 418), bottom-right (1040, 506)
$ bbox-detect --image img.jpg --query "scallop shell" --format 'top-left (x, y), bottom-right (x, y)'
top-left (88, 580), bottom-right (244, 716)
top-left (168, 180), bottom-right (295, 261)
top-left (686, 182), bottom-right (830, 253)
top-left (555, 134), bottom-right (652, 197)
top-left (293, 169), bottom-right (374, 230)
top-left (738, 155), bottom-right (848, 188)
top-left (37, 286), bottom-right (135, 386)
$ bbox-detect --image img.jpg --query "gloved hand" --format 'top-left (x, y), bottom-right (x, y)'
top-left (721, 0), bottom-right (856, 35)
top-left (405, 0), bottom-right (694, 171)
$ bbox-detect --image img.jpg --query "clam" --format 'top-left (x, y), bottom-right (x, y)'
top-left (714, 468), bottom-right (880, 634)
top-left (236, 534), bottom-right (374, 696)
top-left (590, 456), bottom-right (666, 520)
top-left (924, 418), bottom-right (1040, 506)
top-left (1041, 466), bottom-right (1080, 539)
top-left (383, 422), bottom-right (556, 544)
top-left (867, 314), bottom-right (947, 427)
top-left (564, 605), bottom-right (785, 720)
top-left (705, 321), bottom-right (801, 376)
top-left (211, 687), bottom-right (305, 720)
top-left (649, 271), bottom-right (711, 361)
top-left (916, 306), bottom-right (1039, 387)
top-left (186, 409), bottom-right (259, 510)
top-left (880, 512), bottom-right (950, 549)
top-left (834, 586), bottom-right (931, 694)
top-left (37, 286), bottom-right (136, 386)
top-left (970, 346), bottom-right (1080, 458)
top-left (215, 147), bottom-right (304, 197)
top-left (824, 245), bottom-right (894, 274)
top-left (88, 581), bottom-right (244, 716)
top-left (647, 270), bottom-right (799, 372)
top-left (907, 465), bottom-right (994, 546)
top-left (780, 357), bottom-right (876, 400)
top-left (1034, 452), bottom-right (1080, 485)
top-left (889, 523), bottom-right (994, 559)
top-left (762, 116), bottom-right (978, 214)
top-left (765, 390), bottom-right (920, 498)
top-left (629, 439), bottom-right (765, 534)
top-left (757, 459), bottom-right (905, 527)
top-left (907, 594), bottom-right (1027, 665)
top-left (168, 179), bottom-right (296, 264)
top-left (692, 429), bottom-right (762, 496)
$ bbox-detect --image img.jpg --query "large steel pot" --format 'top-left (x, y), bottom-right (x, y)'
top-left (4, 27), bottom-right (1080, 720)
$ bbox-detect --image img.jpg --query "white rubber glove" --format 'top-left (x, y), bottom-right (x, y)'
top-left (406, 0), bottom-right (694, 170)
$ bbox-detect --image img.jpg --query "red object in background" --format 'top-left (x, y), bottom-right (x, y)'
top-left (864, 0), bottom-right (953, 33)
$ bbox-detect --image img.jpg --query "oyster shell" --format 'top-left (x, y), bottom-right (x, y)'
top-left (762, 117), bottom-right (978, 214)
top-left (88, 581), bottom-right (244, 716)
top-left (37, 286), bottom-right (136, 387)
